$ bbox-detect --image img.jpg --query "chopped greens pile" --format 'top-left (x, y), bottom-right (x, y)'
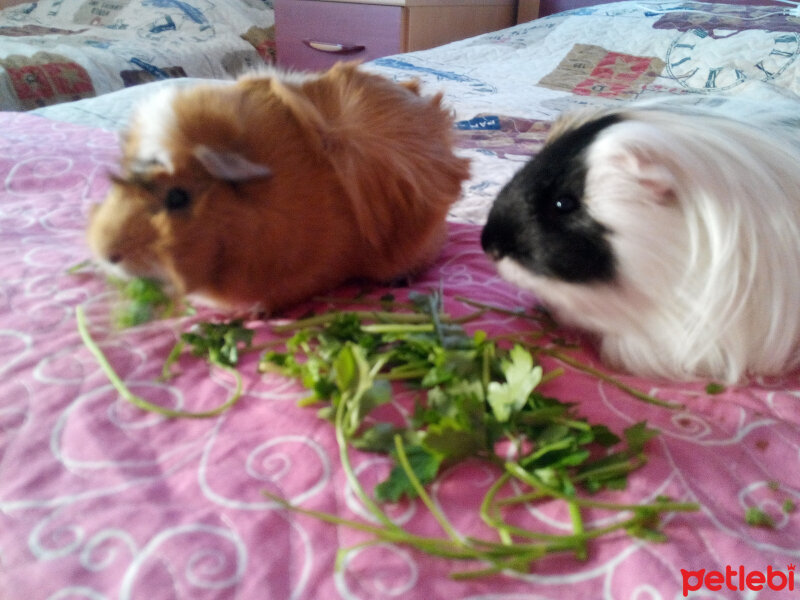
top-left (79, 287), bottom-right (699, 578)
top-left (257, 292), bottom-right (698, 575)
top-left (263, 294), bottom-right (654, 502)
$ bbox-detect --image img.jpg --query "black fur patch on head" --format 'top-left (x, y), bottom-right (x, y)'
top-left (481, 113), bottom-right (621, 283)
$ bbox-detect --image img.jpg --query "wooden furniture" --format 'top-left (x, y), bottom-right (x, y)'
top-left (516, 0), bottom-right (540, 22)
top-left (275, 0), bottom-right (517, 70)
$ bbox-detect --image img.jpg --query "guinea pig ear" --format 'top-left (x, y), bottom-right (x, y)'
top-left (614, 146), bottom-right (677, 203)
top-left (399, 78), bottom-right (422, 96)
top-left (193, 145), bottom-right (272, 182)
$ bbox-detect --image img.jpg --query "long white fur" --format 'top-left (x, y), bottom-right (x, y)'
top-left (501, 99), bottom-right (800, 383)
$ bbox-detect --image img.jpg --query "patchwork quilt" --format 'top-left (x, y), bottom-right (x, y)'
top-left (0, 0), bottom-right (274, 111)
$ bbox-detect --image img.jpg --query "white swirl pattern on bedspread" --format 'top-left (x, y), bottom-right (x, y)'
top-left (2, 2), bottom-right (800, 598)
top-left (1, 109), bottom-right (799, 600)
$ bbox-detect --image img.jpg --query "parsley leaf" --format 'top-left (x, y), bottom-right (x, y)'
top-left (375, 444), bottom-right (443, 503)
top-left (112, 277), bottom-right (177, 328)
top-left (181, 320), bottom-right (254, 368)
top-left (487, 345), bottom-right (543, 422)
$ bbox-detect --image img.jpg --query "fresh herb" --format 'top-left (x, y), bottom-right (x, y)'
top-left (783, 499), bottom-right (796, 514)
top-left (487, 344), bottom-right (543, 422)
top-left (111, 277), bottom-right (177, 328)
top-left (262, 300), bottom-right (664, 501)
top-left (260, 292), bottom-right (699, 575)
top-left (745, 506), bottom-right (775, 529)
top-left (705, 382), bottom-right (726, 395)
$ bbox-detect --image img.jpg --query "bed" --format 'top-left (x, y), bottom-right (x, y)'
top-left (2, 1), bottom-right (800, 598)
top-left (0, 0), bottom-right (275, 111)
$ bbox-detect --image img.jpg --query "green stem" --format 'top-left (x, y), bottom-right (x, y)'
top-left (262, 491), bottom-right (482, 559)
top-left (540, 349), bottom-right (684, 410)
top-left (495, 490), bottom-right (550, 505)
top-left (455, 296), bottom-right (548, 325)
top-left (481, 342), bottom-right (494, 391)
top-left (160, 339), bottom-right (185, 381)
top-left (539, 366), bottom-right (565, 386)
top-left (571, 457), bottom-right (648, 485)
top-left (66, 259), bottom-right (94, 274)
top-left (393, 435), bottom-right (465, 545)
top-left (505, 463), bottom-right (698, 513)
top-left (363, 323), bottom-right (435, 334)
top-left (479, 472), bottom-right (590, 548)
top-left (480, 472), bottom-right (513, 545)
top-left (334, 396), bottom-right (398, 531)
top-left (380, 361), bottom-right (431, 380)
top-left (452, 308), bottom-right (490, 324)
top-left (271, 311), bottom-right (432, 333)
top-left (77, 305), bottom-right (244, 419)
top-left (567, 500), bottom-right (587, 560)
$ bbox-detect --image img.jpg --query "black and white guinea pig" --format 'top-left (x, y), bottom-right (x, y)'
top-left (481, 97), bottom-right (800, 384)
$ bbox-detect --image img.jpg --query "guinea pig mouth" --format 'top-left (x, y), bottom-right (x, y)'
top-left (95, 254), bottom-right (172, 292)
top-left (493, 256), bottom-right (542, 291)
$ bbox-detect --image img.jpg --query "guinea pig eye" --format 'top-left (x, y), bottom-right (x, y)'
top-left (552, 194), bottom-right (579, 214)
top-left (164, 187), bottom-right (191, 212)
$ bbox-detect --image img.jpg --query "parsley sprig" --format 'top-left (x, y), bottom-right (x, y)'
top-left (260, 292), bottom-right (698, 576)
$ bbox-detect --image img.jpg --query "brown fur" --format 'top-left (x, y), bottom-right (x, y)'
top-left (88, 62), bottom-right (470, 312)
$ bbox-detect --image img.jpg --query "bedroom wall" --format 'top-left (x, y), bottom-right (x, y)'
top-left (539, 0), bottom-right (791, 16)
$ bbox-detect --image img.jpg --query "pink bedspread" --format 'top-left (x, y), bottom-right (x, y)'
top-left (1, 112), bottom-right (799, 600)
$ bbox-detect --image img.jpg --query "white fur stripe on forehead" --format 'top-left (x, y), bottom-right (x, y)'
top-left (237, 63), bottom-right (321, 86)
top-left (130, 86), bottom-right (180, 174)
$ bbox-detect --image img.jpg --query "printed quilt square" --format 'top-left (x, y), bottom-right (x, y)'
top-left (0, 53), bottom-right (95, 109)
top-left (540, 44), bottom-right (665, 99)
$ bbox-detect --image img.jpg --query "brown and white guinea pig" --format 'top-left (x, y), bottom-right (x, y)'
top-left (88, 62), bottom-right (470, 313)
top-left (481, 96), bottom-right (800, 384)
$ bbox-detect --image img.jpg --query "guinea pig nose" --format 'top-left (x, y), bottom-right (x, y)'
top-left (484, 246), bottom-right (503, 261)
top-left (107, 252), bottom-right (123, 264)
top-left (480, 223), bottom-right (507, 261)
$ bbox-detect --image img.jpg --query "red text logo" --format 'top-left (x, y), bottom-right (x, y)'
top-left (681, 565), bottom-right (795, 596)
